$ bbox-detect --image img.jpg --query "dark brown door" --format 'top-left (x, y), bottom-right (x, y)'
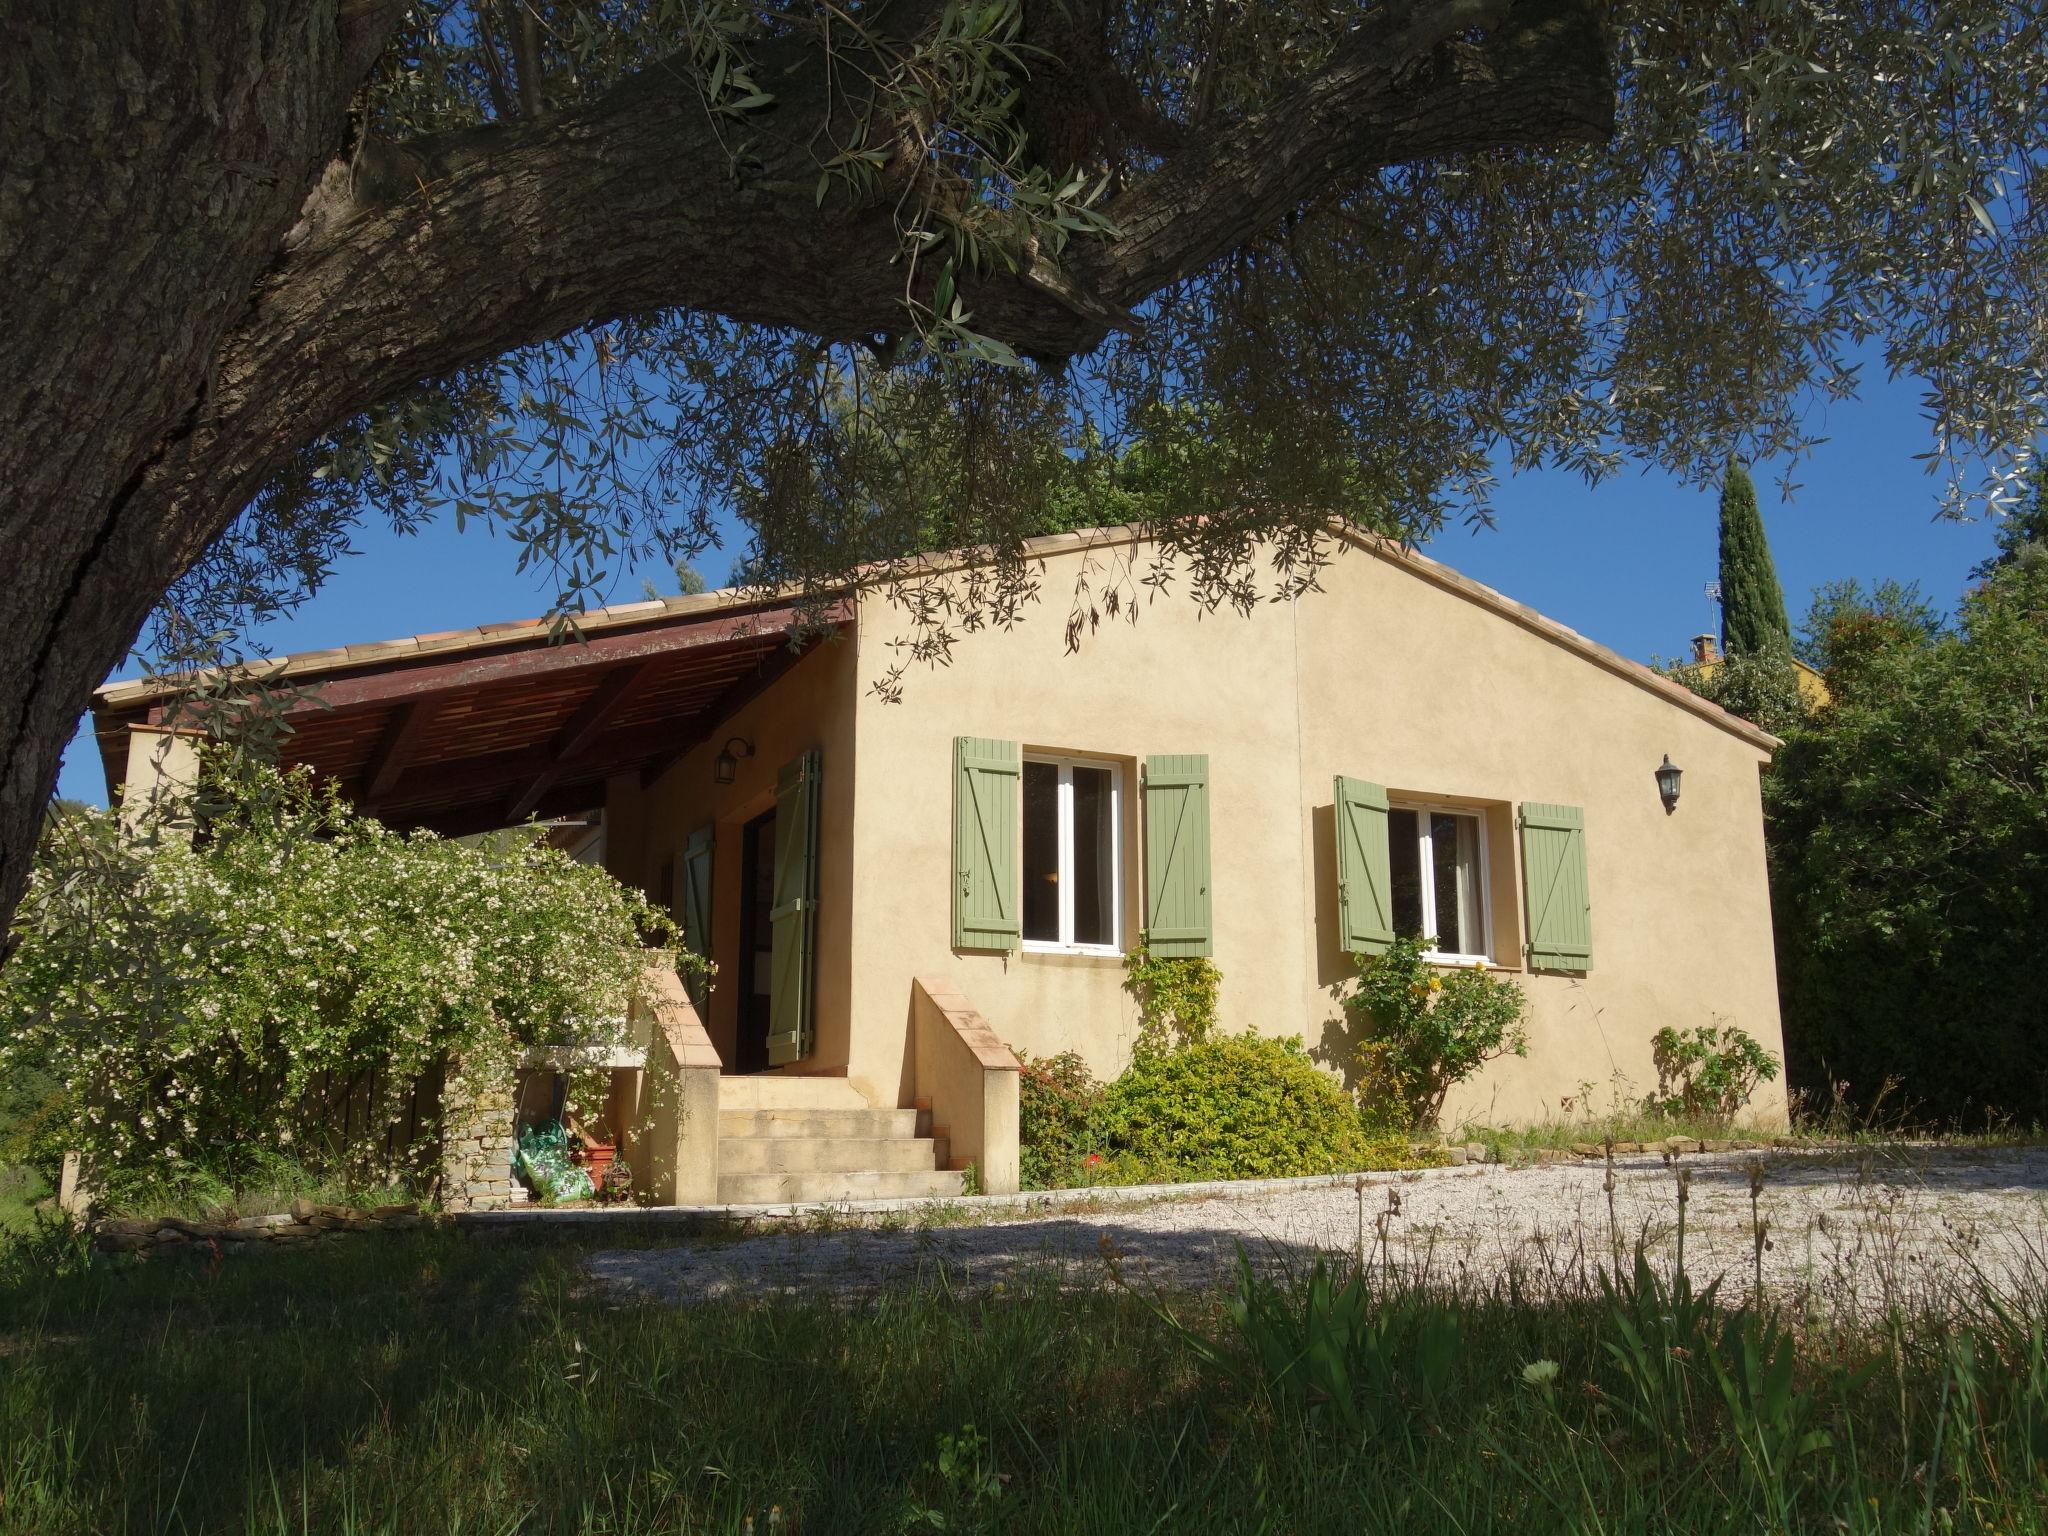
top-left (734, 807), bottom-right (777, 1074)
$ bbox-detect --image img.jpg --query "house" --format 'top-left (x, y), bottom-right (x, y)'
top-left (1684, 633), bottom-right (1833, 709)
top-left (93, 524), bottom-right (1789, 1204)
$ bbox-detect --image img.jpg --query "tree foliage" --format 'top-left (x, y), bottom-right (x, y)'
top-left (1971, 468), bottom-right (2048, 582)
top-left (1769, 561), bottom-right (2048, 1125)
top-left (8, 0), bottom-right (2048, 952)
top-left (1798, 577), bottom-right (1944, 696)
top-left (1717, 463), bottom-right (1792, 659)
top-left (1663, 649), bottom-right (1810, 743)
top-left (136, 0), bottom-right (2048, 662)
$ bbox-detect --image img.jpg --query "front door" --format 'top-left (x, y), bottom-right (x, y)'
top-left (735, 807), bottom-right (776, 1073)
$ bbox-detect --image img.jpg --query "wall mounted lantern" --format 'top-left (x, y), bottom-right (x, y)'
top-left (713, 736), bottom-right (755, 785)
top-left (1655, 754), bottom-right (1683, 814)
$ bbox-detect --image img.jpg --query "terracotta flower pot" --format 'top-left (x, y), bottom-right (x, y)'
top-left (578, 1143), bottom-right (617, 1184)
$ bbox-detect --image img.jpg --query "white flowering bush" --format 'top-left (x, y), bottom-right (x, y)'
top-left (0, 765), bottom-right (672, 1194)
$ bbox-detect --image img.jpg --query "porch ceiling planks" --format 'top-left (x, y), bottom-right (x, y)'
top-left (503, 659), bottom-right (658, 822)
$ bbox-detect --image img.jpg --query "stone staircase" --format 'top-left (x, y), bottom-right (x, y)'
top-left (715, 1076), bottom-right (967, 1204)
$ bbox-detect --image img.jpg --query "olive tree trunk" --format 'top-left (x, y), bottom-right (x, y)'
top-left (0, 0), bottom-right (1609, 949)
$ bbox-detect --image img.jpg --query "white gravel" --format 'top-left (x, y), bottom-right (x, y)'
top-left (585, 1146), bottom-right (2048, 1314)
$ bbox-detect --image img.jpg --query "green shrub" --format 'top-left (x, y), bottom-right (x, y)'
top-left (1344, 937), bottom-right (1528, 1131)
top-left (1122, 945), bottom-right (1221, 1055)
top-left (1645, 1025), bottom-right (1780, 1121)
top-left (1770, 560), bottom-right (2048, 1125)
top-left (1092, 1034), bottom-right (1374, 1180)
top-left (1016, 1050), bottom-right (1104, 1189)
top-left (0, 763), bottom-right (672, 1197)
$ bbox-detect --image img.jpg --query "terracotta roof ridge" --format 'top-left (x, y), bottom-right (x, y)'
top-left (92, 585), bottom-right (805, 708)
top-left (95, 517), bottom-right (1779, 752)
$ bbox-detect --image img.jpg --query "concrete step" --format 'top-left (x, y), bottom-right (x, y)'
top-left (715, 1168), bottom-right (969, 1205)
top-left (717, 1076), bottom-right (869, 1111)
top-left (720, 1134), bottom-right (942, 1177)
top-left (718, 1108), bottom-right (920, 1139)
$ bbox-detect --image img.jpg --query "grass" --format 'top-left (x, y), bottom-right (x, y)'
top-left (1454, 1107), bottom-right (1784, 1161)
top-left (0, 1162), bottom-right (48, 1230)
top-left (1, 1193), bottom-right (2044, 1534)
top-left (0, 1149), bottom-right (429, 1229)
top-left (1453, 1084), bottom-right (2048, 1166)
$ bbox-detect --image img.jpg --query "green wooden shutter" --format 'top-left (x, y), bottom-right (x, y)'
top-left (952, 736), bottom-right (1020, 951)
top-left (1520, 802), bottom-right (1593, 972)
top-left (767, 749), bottom-right (821, 1064)
top-left (679, 822), bottom-right (715, 1010)
top-left (1334, 775), bottom-right (1395, 955)
top-left (1142, 755), bottom-right (1212, 957)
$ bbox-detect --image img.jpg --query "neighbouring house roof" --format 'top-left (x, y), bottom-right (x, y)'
top-left (93, 521), bottom-right (1777, 832)
top-left (1682, 635), bottom-right (1833, 712)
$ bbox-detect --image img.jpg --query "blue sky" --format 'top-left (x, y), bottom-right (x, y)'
top-left (57, 362), bottom-right (2006, 805)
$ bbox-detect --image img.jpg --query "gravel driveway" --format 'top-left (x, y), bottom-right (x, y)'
top-left (586, 1146), bottom-right (2048, 1314)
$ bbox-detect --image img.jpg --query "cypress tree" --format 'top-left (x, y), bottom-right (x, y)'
top-left (1717, 461), bottom-right (1793, 657)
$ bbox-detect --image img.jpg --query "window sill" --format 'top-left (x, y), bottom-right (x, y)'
top-left (1021, 942), bottom-right (1124, 961)
top-left (1422, 951), bottom-right (1502, 970)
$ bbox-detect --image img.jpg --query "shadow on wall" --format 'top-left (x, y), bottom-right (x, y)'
top-left (1309, 801), bottom-right (1351, 992)
top-left (1306, 800), bottom-right (1373, 1096)
top-left (1310, 1005), bottom-right (1369, 1100)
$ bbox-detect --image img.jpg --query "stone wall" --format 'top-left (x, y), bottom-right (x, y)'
top-left (92, 1200), bottom-right (426, 1256)
top-left (438, 1068), bottom-right (528, 1211)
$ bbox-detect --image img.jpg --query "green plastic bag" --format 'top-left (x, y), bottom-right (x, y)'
top-left (516, 1121), bottom-right (594, 1201)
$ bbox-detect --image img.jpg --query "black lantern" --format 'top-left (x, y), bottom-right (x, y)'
top-left (1655, 754), bottom-right (1682, 814)
top-left (713, 736), bottom-right (754, 785)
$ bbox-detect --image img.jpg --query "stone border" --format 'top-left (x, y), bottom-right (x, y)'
top-left (92, 1200), bottom-right (427, 1256)
top-left (1493, 1134), bottom-right (1797, 1165)
top-left (453, 1140), bottom-right (1836, 1230)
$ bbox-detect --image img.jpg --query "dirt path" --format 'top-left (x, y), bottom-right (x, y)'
top-left (586, 1146), bottom-right (2048, 1313)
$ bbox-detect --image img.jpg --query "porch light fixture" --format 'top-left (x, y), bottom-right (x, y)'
top-left (713, 736), bottom-right (754, 785)
top-left (1654, 755), bottom-right (1683, 815)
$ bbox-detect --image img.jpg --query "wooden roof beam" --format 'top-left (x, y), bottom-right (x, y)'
top-left (371, 717), bottom-right (698, 813)
top-left (504, 660), bottom-right (655, 823)
top-left (360, 700), bottom-right (438, 808)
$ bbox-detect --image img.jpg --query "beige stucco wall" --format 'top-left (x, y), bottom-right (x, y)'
top-left (1291, 546), bottom-right (1785, 1128)
top-left (608, 637), bottom-right (862, 1076)
top-left (834, 533), bottom-right (1787, 1131)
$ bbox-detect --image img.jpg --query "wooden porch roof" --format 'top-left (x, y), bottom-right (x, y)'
top-left (91, 593), bottom-right (847, 837)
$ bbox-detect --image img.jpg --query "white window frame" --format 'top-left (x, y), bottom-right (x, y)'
top-left (1391, 801), bottom-right (1493, 965)
top-left (1021, 753), bottom-right (1124, 956)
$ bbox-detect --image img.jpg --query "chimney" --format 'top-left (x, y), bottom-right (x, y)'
top-left (1691, 633), bottom-right (1720, 665)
